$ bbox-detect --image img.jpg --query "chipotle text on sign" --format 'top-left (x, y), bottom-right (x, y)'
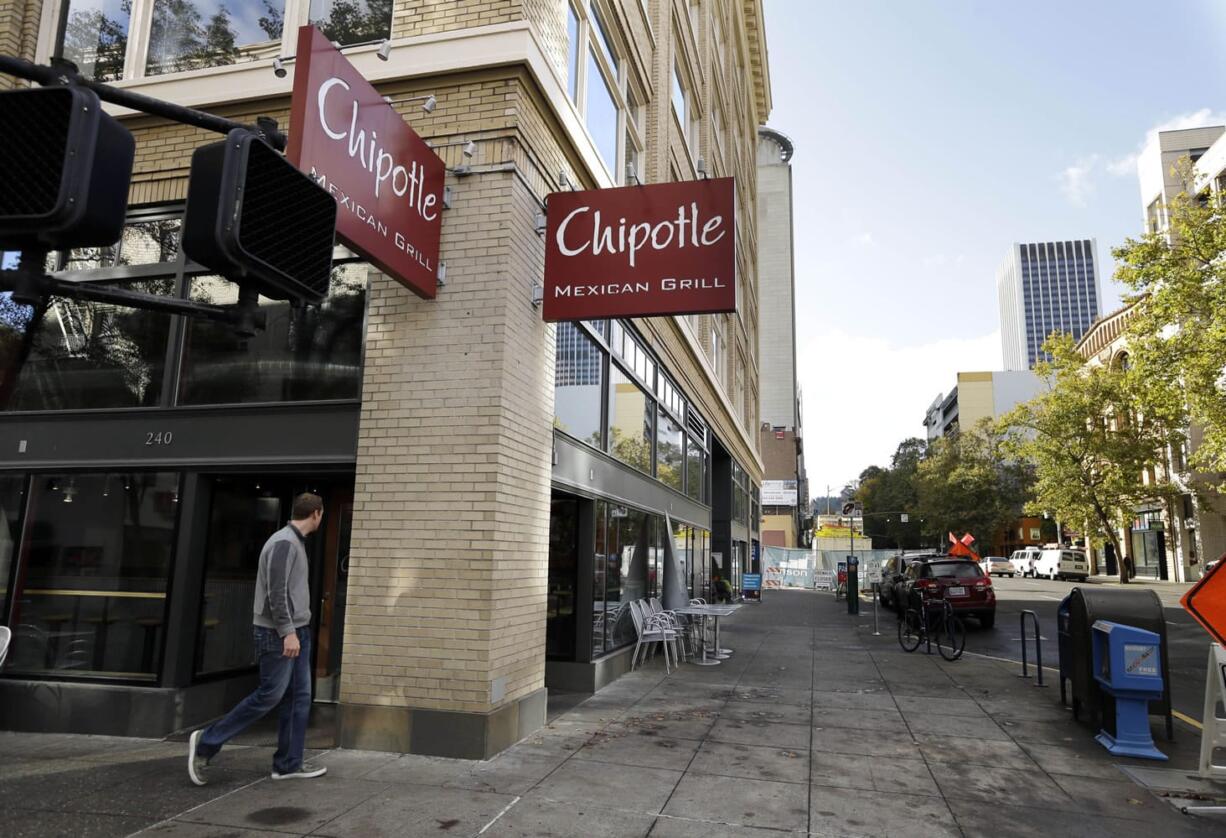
top-left (542, 178), bottom-right (737, 321)
top-left (288, 25), bottom-right (444, 299)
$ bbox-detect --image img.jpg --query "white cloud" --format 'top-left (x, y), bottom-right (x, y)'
top-left (1059, 155), bottom-right (1100, 207)
top-left (1111, 108), bottom-right (1226, 177)
top-left (851, 232), bottom-right (875, 247)
top-left (799, 329), bottom-right (1002, 495)
top-left (1057, 109), bottom-right (1226, 206)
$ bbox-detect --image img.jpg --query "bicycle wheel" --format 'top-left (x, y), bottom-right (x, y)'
top-left (897, 608), bottom-right (922, 652)
top-left (936, 613), bottom-right (965, 661)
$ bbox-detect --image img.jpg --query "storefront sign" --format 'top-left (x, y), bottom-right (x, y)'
top-left (542, 178), bottom-right (736, 321)
top-left (762, 480), bottom-right (798, 506)
top-left (288, 25), bottom-right (444, 298)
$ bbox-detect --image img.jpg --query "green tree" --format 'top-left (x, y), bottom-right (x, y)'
top-left (913, 420), bottom-right (1030, 548)
top-left (857, 438), bottom-right (925, 548)
top-left (1115, 172), bottom-right (1226, 477)
top-left (1001, 333), bottom-right (1183, 582)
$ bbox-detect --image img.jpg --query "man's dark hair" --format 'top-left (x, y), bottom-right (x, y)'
top-left (292, 493), bottom-right (323, 520)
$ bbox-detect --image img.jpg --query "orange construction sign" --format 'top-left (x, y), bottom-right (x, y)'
top-left (1181, 559), bottom-right (1226, 647)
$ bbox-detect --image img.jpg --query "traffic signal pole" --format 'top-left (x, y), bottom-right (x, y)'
top-left (0, 56), bottom-right (286, 151)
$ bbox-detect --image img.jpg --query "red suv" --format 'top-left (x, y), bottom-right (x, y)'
top-left (900, 558), bottom-right (996, 629)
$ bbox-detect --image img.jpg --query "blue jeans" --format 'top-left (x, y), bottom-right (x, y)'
top-left (197, 625), bottom-right (312, 775)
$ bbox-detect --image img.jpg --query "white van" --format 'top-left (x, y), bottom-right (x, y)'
top-left (1009, 547), bottom-right (1041, 577)
top-left (1034, 548), bottom-right (1089, 581)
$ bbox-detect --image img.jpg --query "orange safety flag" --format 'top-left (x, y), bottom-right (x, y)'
top-left (961, 533), bottom-right (976, 546)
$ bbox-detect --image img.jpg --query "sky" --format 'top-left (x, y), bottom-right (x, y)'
top-left (762, 0), bottom-right (1226, 498)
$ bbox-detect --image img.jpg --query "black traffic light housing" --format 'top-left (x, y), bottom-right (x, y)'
top-left (0, 86), bottom-right (134, 250)
top-left (182, 129), bottom-right (337, 304)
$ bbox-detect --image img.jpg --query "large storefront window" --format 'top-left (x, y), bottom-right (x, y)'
top-left (592, 501), bottom-right (658, 657)
top-left (0, 474), bottom-right (25, 618)
top-left (671, 520), bottom-right (709, 601)
top-left (608, 365), bottom-right (651, 474)
top-left (179, 265), bottom-right (367, 405)
top-left (1, 280), bottom-right (177, 411)
top-left (553, 322), bottom-right (604, 446)
top-left (5, 472), bottom-right (178, 680)
top-left (146, 0), bottom-right (285, 77)
top-left (59, 0), bottom-right (130, 81)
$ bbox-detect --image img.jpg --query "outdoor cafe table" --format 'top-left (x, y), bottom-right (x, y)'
top-left (674, 604), bottom-right (741, 666)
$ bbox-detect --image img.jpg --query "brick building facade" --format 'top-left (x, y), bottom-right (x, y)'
top-left (0, 0), bottom-right (771, 758)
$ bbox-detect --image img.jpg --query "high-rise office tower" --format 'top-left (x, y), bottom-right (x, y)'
top-left (997, 240), bottom-right (1101, 370)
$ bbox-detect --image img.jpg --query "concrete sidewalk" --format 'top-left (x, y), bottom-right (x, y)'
top-left (1, 589), bottom-right (1223, 837)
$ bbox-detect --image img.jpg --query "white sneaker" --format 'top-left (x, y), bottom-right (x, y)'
top-left (271, 762), bottom-right (328, 780)
top-left (187, 729), bottom-right (209, 786)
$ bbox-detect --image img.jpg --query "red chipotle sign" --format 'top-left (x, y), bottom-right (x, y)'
top-left (542, 178), bottom-right (736, 321)
top-left (288, 25), bottom-right (444, 299)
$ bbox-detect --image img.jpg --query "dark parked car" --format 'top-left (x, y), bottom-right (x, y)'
top-left (878, 552), bottom-right (943, 611)
top-left (898, 558), bottom-right (996, 628)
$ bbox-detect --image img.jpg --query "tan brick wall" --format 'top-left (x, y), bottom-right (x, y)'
top-left (0, 0), bottom-right (42, 89)
top-left (391, 0), bottom-right (521, 39)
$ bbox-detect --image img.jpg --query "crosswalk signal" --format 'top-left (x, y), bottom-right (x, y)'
top-left (0, 86), bottom-right (134, 250)
top-left (182, 128), bottom-right (337, 304)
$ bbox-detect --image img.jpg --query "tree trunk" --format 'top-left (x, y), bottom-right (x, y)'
top-left (1091, 498), bottom-right (1129, 583)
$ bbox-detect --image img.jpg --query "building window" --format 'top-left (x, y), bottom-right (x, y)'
top-left (553, 322), bottom-right (605, 446)
top-left (566, 3), bottom-right (580, 100)
top-left (591, 501), bottom-right (658, 656)
top-left (608, 363), bottom-right (652, 474)
top-left (178, 264), bottom-right (368, 406)
top-left (5, 472), bottom-right (179, 681)
top-left (145, 0), bottom-right (286, 77)
top-left (309, 0), bottom-right (392, 45)
top-left (59, 0), bottom-right (130, 80)
top-left (565, 1), bottom-right (636, 182)
top-left (2, 207), bottom-right (369, 413)
top-left (55, 0), bottom-right (391, 81)
top-left (656, 405), bottom-right (684, 491)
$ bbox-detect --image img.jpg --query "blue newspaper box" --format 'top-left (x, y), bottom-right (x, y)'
top-left (1090, 620), bottom-right (1166, 760)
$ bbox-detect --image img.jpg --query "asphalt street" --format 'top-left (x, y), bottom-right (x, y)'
top-left (875, 575), bottom-right (1211, 729)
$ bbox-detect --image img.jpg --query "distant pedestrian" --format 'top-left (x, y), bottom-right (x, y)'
top-left (188, 493), bottom-right (326, 785)
top-left (713, 572), bottom-right (734, 603)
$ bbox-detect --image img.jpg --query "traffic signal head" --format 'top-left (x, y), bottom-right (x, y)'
top-left (182, 129), bottom-right (337, 304)
top-left (0, 86), bottom-right (134, 250)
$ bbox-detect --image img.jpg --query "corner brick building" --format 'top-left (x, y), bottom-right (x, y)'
top-left (0, 0), bottom-right (770, 758)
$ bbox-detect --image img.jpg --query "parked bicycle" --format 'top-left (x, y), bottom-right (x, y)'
top-left (897, 597), bottom-right (965, 661)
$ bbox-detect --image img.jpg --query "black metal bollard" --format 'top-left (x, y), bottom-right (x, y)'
top-left (847, 556), bottom-right (859, 615)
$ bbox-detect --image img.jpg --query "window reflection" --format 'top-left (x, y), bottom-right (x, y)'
top-left (57, 219), bottom-right (181, 272)
top-left (0, 280), bottom-right (176, 411)
top-left (656, 407), bottom-right (683, 492)
top-left (179, 264), bottom-right (367, 405)
top-left (145, 0), bottom-right (285, 76)
top-left (0, 474), bottom-right (25, 618)
top-left (6, 473), bottom-right (178, 679)
top-left (59, 0), bottom-right (130, 81)
top-left (608, 364), bottom-right (651, 474)
top-left (310, 0), bottom-right (392, 45)
top-left (686, 438), bottom-right (705, 502)
top-left (553, 322), bottom-right (604, 446)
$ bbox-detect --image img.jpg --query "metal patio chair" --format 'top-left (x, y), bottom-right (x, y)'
top-left (628, 600), bottom-right (676, 674)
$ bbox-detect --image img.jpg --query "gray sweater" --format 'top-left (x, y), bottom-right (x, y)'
top-left (252, 524), bottom-right (312, 637)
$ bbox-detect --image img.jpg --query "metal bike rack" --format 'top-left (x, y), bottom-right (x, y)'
top-left (1019, 610), bottom-right (1046, 687)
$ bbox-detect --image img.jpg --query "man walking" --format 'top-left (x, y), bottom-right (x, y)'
top-left (188, 493), bottom-right (327, 785)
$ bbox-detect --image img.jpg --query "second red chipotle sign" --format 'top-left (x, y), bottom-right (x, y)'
top-left (542, 177), bottom-right (737, 321)
top-left (288, 25), bottom-right (444, 299)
